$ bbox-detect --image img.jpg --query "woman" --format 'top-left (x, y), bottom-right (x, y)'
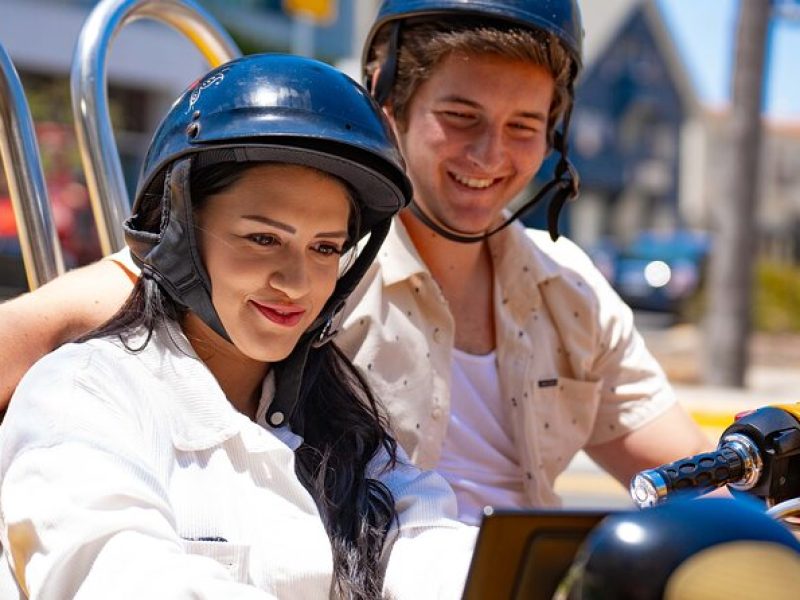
top-left (0, 54), bottom-right (475, 599)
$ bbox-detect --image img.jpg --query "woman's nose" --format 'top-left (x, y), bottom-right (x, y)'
top-left (268, 252), bottom-right (311, 299)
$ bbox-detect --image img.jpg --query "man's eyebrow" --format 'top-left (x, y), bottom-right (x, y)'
top-left (241, 214), bottom-right (348, 238)
top-left (437, 95), bottom-right (548, 121)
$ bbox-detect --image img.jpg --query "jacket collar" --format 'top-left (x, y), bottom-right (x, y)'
top-left (126, 322), bottom-right (293, 453)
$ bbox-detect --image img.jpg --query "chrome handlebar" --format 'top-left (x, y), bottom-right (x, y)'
top-left (71, 0), bottom-right (241, 255)
top-left (0, 42), bottom-right (63, 289)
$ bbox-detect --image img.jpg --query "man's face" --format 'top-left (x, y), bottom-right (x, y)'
top-left (390, 52), bottom-right (555, 235)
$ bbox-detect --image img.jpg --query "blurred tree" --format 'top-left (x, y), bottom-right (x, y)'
top-left (704, 0), bottom-right (771, 386)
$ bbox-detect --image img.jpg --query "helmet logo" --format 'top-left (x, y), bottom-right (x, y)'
top-left (187, 70), bottom-right (227, 113)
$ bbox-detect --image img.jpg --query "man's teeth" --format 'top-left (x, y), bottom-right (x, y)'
top-left (453, 173), bottom-right (494, 189)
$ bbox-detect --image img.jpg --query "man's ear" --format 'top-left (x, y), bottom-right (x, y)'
top-left (369, 68), bottom-right (381, 97)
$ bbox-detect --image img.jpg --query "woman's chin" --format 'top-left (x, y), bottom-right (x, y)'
top-left (232, 336), bottom-right (298, 365)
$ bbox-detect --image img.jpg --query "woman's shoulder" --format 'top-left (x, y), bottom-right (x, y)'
top-left (10, 337), bottom-right (143, 411)
top-left (12, 327), bottom-right (190, 411)
top-left (23, 336), bottom-right (128, 381)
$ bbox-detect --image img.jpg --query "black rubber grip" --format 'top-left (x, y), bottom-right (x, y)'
top-left (654, 446), bottom-right (745, 496)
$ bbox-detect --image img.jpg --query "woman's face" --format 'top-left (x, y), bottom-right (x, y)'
top-left (196, 163), bottom-right (351, 363)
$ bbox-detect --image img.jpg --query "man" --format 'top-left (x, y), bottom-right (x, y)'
top-left (0, 0), bottom-right (709, 523)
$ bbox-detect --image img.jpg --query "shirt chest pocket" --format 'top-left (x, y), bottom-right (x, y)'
top-left (182, 539), bottom-right (251, 584)
top-left (529, 376), bottom-right (602, 473)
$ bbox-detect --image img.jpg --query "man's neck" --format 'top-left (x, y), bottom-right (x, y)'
top-left (400, 210), bottom-right (496, 354)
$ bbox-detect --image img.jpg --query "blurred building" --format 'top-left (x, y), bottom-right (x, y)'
top-left (555, 0), bottom-right (800, 263)
top-left (565, 0), bottom-right (695, 249)
top-left (3, 0), bottom-right (799, 273)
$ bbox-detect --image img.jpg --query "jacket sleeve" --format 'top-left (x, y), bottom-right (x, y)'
top-left (0, 347), bottom-right (275, 600)
top-left (372, 451), bottom-right (477, 599)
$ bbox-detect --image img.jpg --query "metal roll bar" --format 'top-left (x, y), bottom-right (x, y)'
top-left (0, 42), bottom-right (64, 290)
top-left (71, 0), bottom-right (241, 255)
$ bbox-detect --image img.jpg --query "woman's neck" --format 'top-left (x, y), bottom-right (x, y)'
top-left (181, 313), bottom-right (269, 420)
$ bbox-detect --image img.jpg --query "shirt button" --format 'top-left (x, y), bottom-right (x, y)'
top-left (269, 411), bottom-right (285, 426)
top-left (432, 407), bottom-right (443, 420)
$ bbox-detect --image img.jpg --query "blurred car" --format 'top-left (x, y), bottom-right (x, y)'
top-left (588, 229), bottom-right (711, 314)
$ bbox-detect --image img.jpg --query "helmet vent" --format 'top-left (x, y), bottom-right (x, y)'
top-left (186, 122), bottom-right (200, 139)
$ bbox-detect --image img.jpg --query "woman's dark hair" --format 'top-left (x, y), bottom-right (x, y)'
top-left (83, 160), bottom-right (399, 599)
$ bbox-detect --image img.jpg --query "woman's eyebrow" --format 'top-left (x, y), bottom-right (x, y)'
top-left (315, 230), bottom-right (349, 239)
top-left (241, 214), bottom-right (348, 239)
top-left (242, 214), bottom-right (295, 233)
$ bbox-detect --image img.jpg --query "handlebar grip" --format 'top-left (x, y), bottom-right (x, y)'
top-left (630, 446), bottom-right (745, 508)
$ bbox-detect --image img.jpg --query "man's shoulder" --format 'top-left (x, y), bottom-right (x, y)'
top-left (519, 227), bottom-right (598, 276)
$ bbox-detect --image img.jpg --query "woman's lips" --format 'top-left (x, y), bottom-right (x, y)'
top-left (250, 301), bottom-right (306, 327)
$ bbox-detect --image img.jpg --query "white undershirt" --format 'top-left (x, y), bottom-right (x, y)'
top-left (436, 349), bottom-right (526, 525)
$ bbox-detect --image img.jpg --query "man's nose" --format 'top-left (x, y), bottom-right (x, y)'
top-left (466, 126), bottom-right (507, 171)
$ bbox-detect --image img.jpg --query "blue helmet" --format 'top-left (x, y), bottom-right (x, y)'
top-left (559, 498), bottom-right (800, 599)
top-left (362, 0), bottom-right (583, 88)
top-left (361, 0), bottom-right (583, 243)
top-left (124, 53), bottom-right (412, 430)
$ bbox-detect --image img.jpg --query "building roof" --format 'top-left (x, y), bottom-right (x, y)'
top-left (580, 0), bottom-right (643, 68)
top-left (582, 0), bottom-right (800, 122)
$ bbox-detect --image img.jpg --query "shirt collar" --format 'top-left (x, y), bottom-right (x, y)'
top-left (378, 217), bottom-right (430, 286)
top-left (377, 216), bottom-right (564, 312)
top-left (488, 222), bottom-right (563, 315)
top-left (133, 322), bottom-right (293, 453)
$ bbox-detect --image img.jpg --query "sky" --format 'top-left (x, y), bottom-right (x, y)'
top-left (656, 0), bottom-right (800, 119)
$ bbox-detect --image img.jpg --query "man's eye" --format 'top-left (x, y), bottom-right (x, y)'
top-left (247, 233), bottom-right (278, 246)
top-left (443, 111), bottom-right (474, 120)
top-left (509, 122), bottom-right (538, 134)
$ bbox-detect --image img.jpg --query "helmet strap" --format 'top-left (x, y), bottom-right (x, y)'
top-left (372, 21), bottom-right (402, 106)
top-left (129, 157), bottom-right (231, 341)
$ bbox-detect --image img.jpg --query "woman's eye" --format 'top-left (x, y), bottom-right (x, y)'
top-left (247, 233), bottom-right (279, 247)
top-left (314, 243), bottom-right (343, 256)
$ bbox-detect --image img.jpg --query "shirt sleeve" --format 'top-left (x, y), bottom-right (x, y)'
top-left (371, 451), bottom-right (477, 599)
top-left (0, 348), bottom-right (274, 600)
top-left (571, 242), bottom-right (677, 446)
top-left (105, 247), bottom-right (141, 284)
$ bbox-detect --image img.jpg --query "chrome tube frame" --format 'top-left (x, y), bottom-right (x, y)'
top-left (71, 0), bottom-right (241, 255)
top-left (0, 42), bottom-right (64, 290)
